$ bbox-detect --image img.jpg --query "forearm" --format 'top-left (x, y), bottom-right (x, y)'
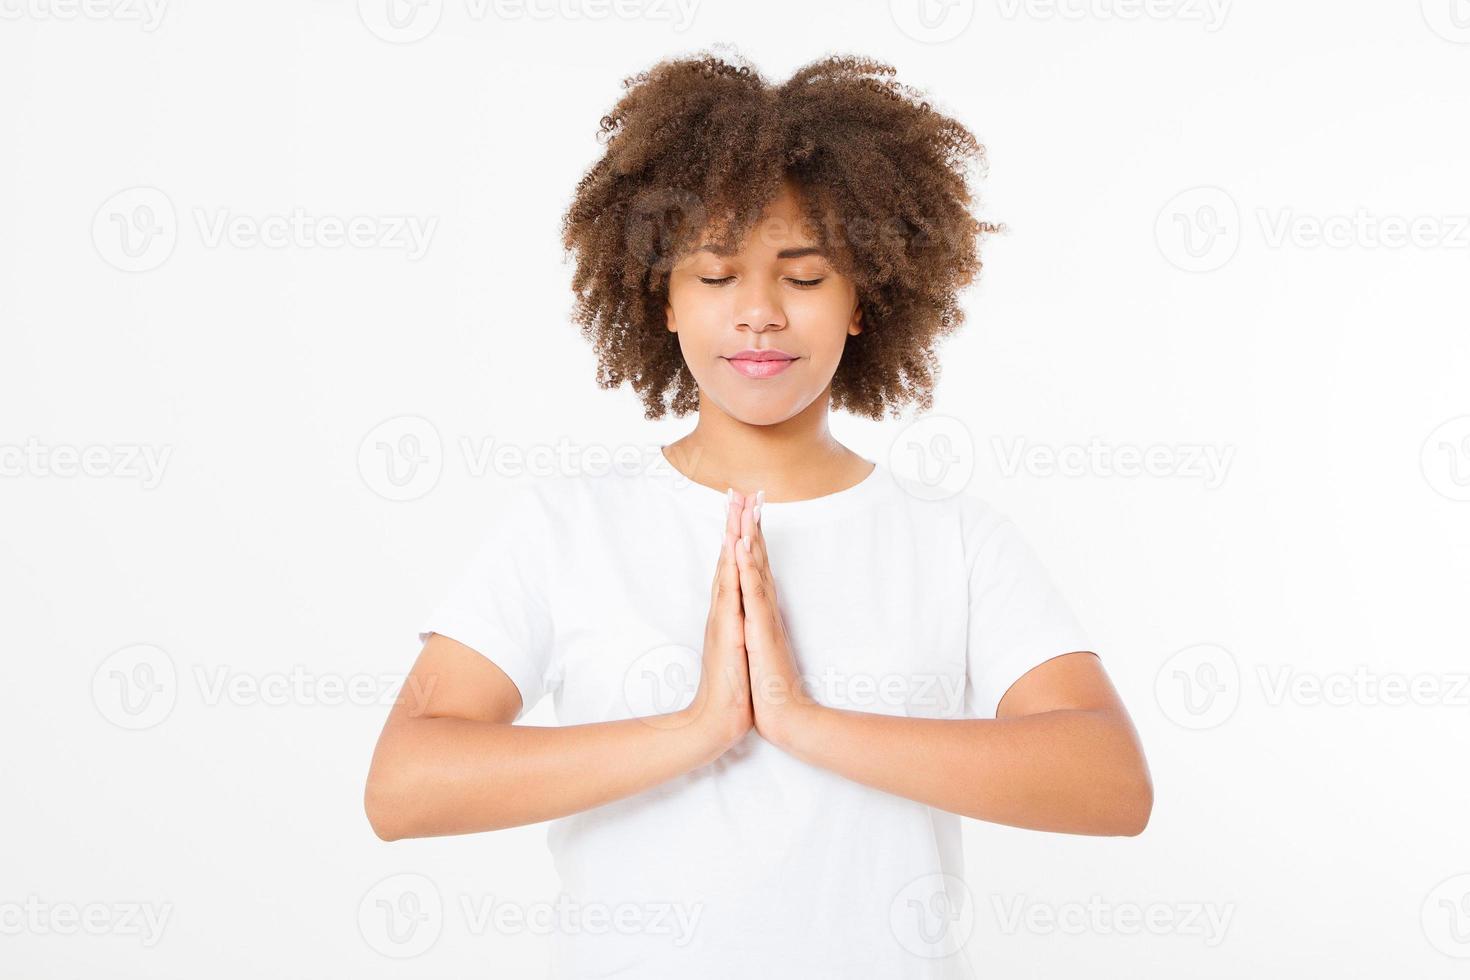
top-left (366, 709), bottom-right (725, 840)
top-left (771, 704), bottom-right (1152, 836)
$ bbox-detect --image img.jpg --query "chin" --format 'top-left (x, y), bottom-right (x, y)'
top-left (717, 391), bottom-right (812, 427)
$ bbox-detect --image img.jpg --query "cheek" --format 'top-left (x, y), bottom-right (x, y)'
top-left (794, 292), bottom-right (857, 357)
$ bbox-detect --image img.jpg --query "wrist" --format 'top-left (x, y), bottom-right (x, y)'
top-left (675, 701), bottom-right (748, 764)
top-left (757, 685), bottom-right (820, 753)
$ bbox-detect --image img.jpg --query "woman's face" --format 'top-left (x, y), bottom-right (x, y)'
top-left (664, 181), bottom-right (863, 426)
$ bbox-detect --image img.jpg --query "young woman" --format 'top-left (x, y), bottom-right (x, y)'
top-left (365, 51), bottom-right (1152, 979)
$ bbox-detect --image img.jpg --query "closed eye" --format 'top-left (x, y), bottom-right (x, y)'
top-left (697, 276), bottom-right (826, 288)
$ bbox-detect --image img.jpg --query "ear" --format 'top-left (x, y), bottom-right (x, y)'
top-left (665, 299), bottom-right (677, 333)
top-left (848, 299), bottom-right (863, 336)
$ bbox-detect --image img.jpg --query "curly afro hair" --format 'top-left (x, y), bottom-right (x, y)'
top-left (560, 49), bottom-right (999, 421)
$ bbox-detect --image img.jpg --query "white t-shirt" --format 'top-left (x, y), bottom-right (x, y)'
top-left (417, 455), bottom-right (1090, 979)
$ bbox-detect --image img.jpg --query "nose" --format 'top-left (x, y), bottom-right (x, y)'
top-left (734, 277), bottom-right (787, 333)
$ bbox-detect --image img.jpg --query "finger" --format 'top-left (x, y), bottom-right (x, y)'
top-left (735, 507), bottom-right (774, 627)
top-left (713, 489), bottom-right (741, 599)
top-left (739, 489), bottom-right (773, 600)
top-left (717, 491), bottom-right (745, 627)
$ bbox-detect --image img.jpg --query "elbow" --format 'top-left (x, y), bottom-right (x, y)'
top-left (1112, 767), bottom-right (1154, 837)
top-left (364, 769), bottom-right (408, 842)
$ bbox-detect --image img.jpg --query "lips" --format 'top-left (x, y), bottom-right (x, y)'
top-left (725, 349), bottom-right (798, 379)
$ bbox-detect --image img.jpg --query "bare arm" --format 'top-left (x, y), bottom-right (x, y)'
top-left (362, 634), bottom-right (730, 840)
top-left (365, 491), bottom-right (753, 842)
top-left (764, 651), bottom-right (1153, 837)
top-left (730, 491), bottom-right (1151, 837)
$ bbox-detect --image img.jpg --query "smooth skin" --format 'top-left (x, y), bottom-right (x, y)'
top-left (364, 495), bottom-right (753, 840)
top-left (364, 177), bottom-right (1153, 840)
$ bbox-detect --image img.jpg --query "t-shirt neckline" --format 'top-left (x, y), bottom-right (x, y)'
top-left (654, 446), bottom-right (890, 526)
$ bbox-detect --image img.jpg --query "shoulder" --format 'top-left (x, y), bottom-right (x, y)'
top-left (881, 466), bottom-right (1015, 561)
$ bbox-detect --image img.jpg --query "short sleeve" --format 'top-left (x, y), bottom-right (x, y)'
top-left (963, 512), bottom-right (1091, 720)
top-left (417, 482), bottom-right (556, 721)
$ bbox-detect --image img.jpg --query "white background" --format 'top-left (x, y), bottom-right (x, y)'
top-left (3, 0), bottom-right (1468, 976)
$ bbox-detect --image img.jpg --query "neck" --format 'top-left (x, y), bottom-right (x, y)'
top-left (662, 388), bottom-right (872, 502)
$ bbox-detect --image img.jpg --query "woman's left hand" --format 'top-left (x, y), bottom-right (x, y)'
top-left (733, 490), bottom-right (813, 745)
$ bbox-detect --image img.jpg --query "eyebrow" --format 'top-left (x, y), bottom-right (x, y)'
top-left (694, 244), bottom-right (826, 260)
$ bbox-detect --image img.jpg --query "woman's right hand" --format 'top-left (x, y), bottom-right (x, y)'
top-left (683, 489), bottom-right (754, 760)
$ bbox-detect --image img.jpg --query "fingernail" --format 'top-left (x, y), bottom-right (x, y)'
top-left (741, 535), bottom-right (750, 553)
